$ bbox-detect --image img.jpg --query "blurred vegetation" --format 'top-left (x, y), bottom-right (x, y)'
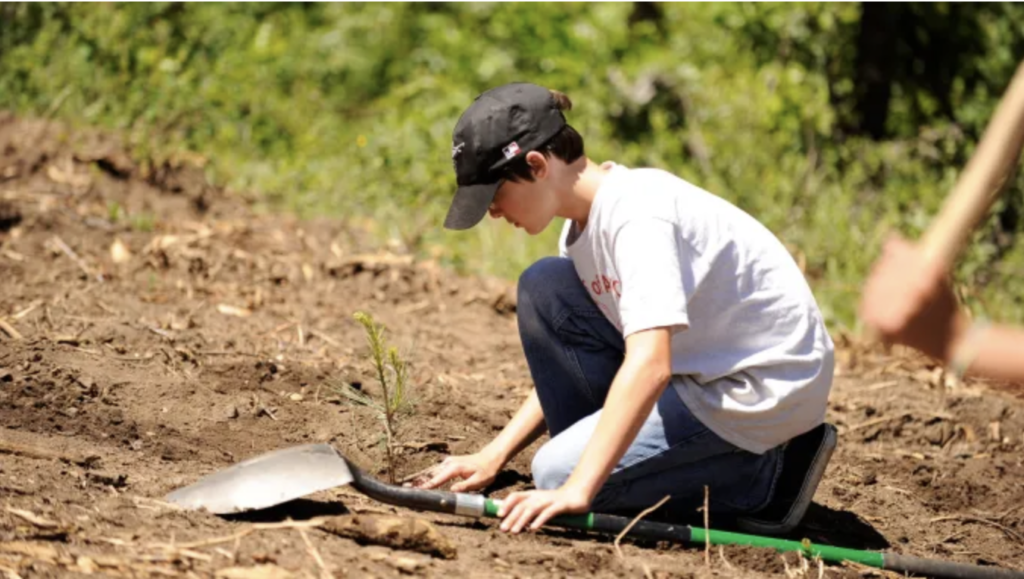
top-left (2, 3), bottom-right (1023, 330)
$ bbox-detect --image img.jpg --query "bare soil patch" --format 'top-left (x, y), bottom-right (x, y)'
top-left (1, 114), bottom-right (1023, 577)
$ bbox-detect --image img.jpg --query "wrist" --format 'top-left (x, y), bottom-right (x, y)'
top-left (562, 474), bottom-right (601, 504)
top-left (947, 316), bottom-right (990, 378)
top-left (478, 443), bottom-right (511, 469)
top-left (942, 311), bottom-right (975, 364)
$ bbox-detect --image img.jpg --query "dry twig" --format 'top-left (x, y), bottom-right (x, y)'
top-left (0, 318), bottom-right (23, 340)
top-left (297, 526), bottom-right (333, 579)
top-left (0, 440), bottom-right (98, 467)
top-left (702, 485), bottom-right (710, 568)
top-left (864, 380), bottom-right (899, 392)
top-left (11, 300), bottom-right (43, 320)
top-left (0, 563), bottom-right (24, 579)
top-left (130, 496), bottom-right (183, 511)
top-left (52, 235), bottom-right (104, 283)
top-left (308, 329), bottom-right (343, 348)
top-left (846, 412), bottom-right (912, 433)
top-left (199, 350), bottom-right (262, 358)
top-left (252, 394), bottom-right (278, 421)
top-left (930, 514), bottom-right (1024, 544)
top-left (69, 346), bottom-right (155, 363)
top-left (718, 545), bottom-right (734, 570)
top-left (5, 507), bottom-right (58, 529)
top-left (399, 464), bottom-right (440, 485)
top-left (613, 494), bottom-right (671, 560)
top-left (147, 518), bottom-right (325, 551)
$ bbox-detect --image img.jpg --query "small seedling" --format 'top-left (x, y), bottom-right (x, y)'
top-left (337, 311), bottom-right (412, 483)
top-left (107, 201), bottom-right (123, 223)
top-left (130, 212), bottom-right (155, 232)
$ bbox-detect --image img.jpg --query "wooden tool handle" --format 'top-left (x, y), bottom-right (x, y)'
top-left (920, 61), bottom-right (1024, 270)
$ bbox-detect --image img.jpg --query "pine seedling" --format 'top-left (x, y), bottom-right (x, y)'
top-left (339, 311), bottom-right (412, 483)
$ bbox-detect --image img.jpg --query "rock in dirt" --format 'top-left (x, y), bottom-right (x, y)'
top-left (320, 514), bottom-right (457, 560)
top-left (87, 471), bottom-right (128, 488)
top-left (387, 555), bottom-right (427, 574)
top-left (216, 565), bottom-right (294, 579)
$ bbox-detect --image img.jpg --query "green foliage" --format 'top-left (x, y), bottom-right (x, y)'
top-left (2, 3), bottom-right (1023, 329)
top-left (341, 311), bottom-right (412, 483)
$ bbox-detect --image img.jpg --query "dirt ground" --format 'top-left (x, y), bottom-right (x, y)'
top-left (1, 113), bottom-right (1023, 578)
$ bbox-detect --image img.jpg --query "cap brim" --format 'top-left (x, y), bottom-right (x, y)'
top-left (443, 181), bottom-right (500, 230)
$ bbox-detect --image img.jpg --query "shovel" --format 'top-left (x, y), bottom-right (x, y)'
top-left (167, 443), bottom-right (1022, 579)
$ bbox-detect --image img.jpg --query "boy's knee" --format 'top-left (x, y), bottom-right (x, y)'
top-left (531, 440), bottom-right (573, 490)
top-left (518, 257), bottom-right (576, 311)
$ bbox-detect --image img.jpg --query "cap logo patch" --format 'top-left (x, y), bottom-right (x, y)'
top-left (502, 142), bottom-right (521, 160)
top-left (451, 142), bottom-right (465, 159)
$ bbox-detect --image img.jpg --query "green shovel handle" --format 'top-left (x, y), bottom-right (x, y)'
top-left (484, 498), bottom-right (881, 567)
top-left (348, 462), bottom-right (1023, 578)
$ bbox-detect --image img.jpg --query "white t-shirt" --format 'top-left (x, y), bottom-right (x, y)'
top-left (559, 164), bottom-right (834, 454)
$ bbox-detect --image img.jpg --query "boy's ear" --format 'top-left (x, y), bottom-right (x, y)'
top-left (525, 151), bottom-right (548, 180)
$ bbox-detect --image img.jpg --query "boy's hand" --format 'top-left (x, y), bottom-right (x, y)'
top-left (410, 451), bottom-right (503, 492)
top-left (860, 235), bottom-right (968, 362)
top-left (497, 486), bottom-right (591, 533)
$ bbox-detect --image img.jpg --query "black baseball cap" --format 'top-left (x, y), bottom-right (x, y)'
top-left (444, 82), bottom-right (567, 230)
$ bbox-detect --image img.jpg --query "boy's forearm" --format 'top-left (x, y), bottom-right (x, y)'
top-left (965, 324), bottom-right (1024, 383)
top-left (563, 353), bottom-right (671, 503)
top-left (482, 388), bottom-right (547, 465)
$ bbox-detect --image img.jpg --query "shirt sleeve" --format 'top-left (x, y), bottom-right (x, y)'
top-left (612, 217), bottom-right (693, 338)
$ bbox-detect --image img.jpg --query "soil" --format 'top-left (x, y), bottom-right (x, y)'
top-left (1, 112), bottom-right (1023, 578)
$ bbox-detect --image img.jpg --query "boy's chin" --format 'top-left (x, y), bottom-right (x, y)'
top-left (523, 216), bottom-right (556, 236)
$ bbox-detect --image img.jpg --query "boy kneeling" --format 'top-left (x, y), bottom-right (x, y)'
top-left (417, 83), bottom-right (836, 535)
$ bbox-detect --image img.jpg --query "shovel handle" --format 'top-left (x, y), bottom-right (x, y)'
top-left (920, 61), bottom-right (1024, 271)
top-left (349, 463), bottom-right (1023, 578)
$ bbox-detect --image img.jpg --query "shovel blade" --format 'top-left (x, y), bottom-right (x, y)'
top-left (165, 443), bottom-right (354, 514)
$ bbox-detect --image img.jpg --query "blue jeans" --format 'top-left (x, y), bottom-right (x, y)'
top-left (518, 257), bottom-right (782, 517)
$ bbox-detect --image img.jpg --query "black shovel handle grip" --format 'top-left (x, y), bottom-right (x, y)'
top-left (348, 462), bottom-right (692, 542)
top-left (886, 554), bottom-right (1024, 579)
top-left (348, 463), bottom-right (461, 515)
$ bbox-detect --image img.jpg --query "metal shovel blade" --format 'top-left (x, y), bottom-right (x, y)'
top-left (165, 443), bottom-right (354, 514)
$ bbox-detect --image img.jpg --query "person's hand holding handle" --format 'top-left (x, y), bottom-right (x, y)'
top-left (860, 61), bottom-right (1024, 372)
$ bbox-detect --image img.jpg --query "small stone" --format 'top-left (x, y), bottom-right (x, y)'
top-left (75, 556), bottom-right (97, 574)
top-left (110, 238), bottom-right (132, 264)
top-left (388, 556), bottom-right (425, 574)
top-left (63, 407), bottom-right (79, 418)
top-left (215, 565), bottom-right (293, 579)
top-left (88, 472), bottom-right (128, 488)
top-left (289, 393), bottom-right (303, 402)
